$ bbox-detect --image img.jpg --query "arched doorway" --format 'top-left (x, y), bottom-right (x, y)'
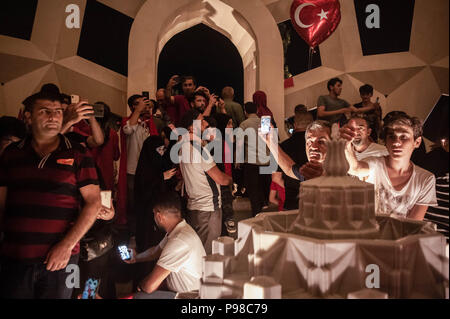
top-left (157, 23), bottom-right (244, 104)
top-left (128, 0), bottom-right (286, 139)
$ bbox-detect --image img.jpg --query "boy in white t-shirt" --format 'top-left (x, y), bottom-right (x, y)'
top-left (124, 192), bottom-right (206, 298)
top-left (341, 113), bottom-right (437, 220)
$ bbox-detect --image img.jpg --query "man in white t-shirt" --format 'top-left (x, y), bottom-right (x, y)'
top-left (122, 94), bottom-right (154, 233)
top-left (341, 114), bottom-right (437, 220)
top-left (125, 192), bottom-right (206, 298)
top-left (179, 110), bottom-right (233, 254)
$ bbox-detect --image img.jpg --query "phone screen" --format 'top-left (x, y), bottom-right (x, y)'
top-left (81, 278), bottom-right (101, 299)
top-left (118, 245), bottom-right (131, 260)
top-left (100, 190), bottom-right (111, 208)
top-left (142, 91), bottom-right (150, 100)
top-left (261, 116), bottom-right (271, 135)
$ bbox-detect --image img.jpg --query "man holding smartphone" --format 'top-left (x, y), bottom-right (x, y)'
top-left (165, 75), bottom-right (196, 126)
top-left (238, 102), bottom-right (272, 217)
top-left (124, 192), bottom-right (206, 298)
top-left (122, 94), bottom-right (157, 233)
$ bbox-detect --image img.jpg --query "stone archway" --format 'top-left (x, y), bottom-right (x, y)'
top-left (128, 0), bottom-right (286, 139)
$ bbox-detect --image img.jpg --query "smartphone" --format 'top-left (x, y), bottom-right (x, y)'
top-left (81, 278), bottom-right (101, 299)
top-left (260, 116), bottom-right (271, 135)
top-left (375, 97), bottom-right (380, 103)
top-left (71, 94), bottom-right (80, 104)
top-left (118, 245), bottom-right (132, 261)
top-left (100, 190), bottom-right (111, 209)
top-left (288, 128), bottom-right (294, 134)
top-left (93, 103), bottom-right (105, 118)
top-left (142, 91), bottom-right (150, 100)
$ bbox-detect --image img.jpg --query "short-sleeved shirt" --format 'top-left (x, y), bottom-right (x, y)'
top-left (364, 157), bottom-right (437, 217)
top-left (179, 140), bottom-right (221, 211)
top-left (157, 219), bottom-right (206, 293)
top-left (0, 134), bottom-right (99, 263)
top-left (122, 119), bottom-right (150, 175)
top-left (224, 99), bottom-right (245, 128)
top-left (239, 114), bottom-right (270, 165)
top-left (317, 95), bottom-right (350, 124)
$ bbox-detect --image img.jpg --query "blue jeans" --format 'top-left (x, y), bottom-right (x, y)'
top-left (0, 254), bottom-right (79, 299)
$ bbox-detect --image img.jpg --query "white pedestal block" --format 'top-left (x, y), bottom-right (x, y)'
top-left (203, 254), bottom-right (232, 283)
top-left (212, 236), bottom-right (235, 256)
top-left (243, 276), bottom-right (282, 299)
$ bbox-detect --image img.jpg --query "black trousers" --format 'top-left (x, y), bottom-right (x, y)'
top-left (0, 254), bottom-right (79, 299)
top-left (243, 163), bottom-right (271, 217)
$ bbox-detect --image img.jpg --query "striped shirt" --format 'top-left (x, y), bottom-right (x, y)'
top-left (425, 173), bottom-right (449, 242)
top-left (0, 134), bottom-right (99, 263)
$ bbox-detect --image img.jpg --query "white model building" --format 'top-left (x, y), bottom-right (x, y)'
top-left (199, 125), bottom-right (449, 299)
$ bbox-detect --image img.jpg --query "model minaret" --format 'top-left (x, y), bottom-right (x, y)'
top-left (291, 124), bottom-right (379, 239)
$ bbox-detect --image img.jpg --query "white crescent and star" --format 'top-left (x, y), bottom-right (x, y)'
top-left (295, 3), bottom-right (329, 29)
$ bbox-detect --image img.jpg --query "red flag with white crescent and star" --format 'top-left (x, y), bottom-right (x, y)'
top-left (290, 0), bottom-right (341, 48)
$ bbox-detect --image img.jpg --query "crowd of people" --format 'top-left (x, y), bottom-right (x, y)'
top-left (0, 75), bottom-right (447, 299)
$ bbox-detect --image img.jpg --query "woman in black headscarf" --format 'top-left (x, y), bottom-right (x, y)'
top-left (214, 113), bottom-right (236, 237)
top-left (134, 135), bottom-right (177, 254)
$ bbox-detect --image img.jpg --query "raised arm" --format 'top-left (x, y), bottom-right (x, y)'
top-left (165, 75), bottom-right (178, 105)
top-left (61, 102), bottom-right (94, 134)
top-left (86, 116), bottom-right (104, 148)
top-left (203, 94), bottom-right (217, 117)
top-left (261, 130), bottom-right (297, 179)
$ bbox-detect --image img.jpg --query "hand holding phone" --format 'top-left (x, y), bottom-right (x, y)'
top-left (118, 245), bottom-right (134, 263)
top-left (260, 116), bottom-right (271, 135)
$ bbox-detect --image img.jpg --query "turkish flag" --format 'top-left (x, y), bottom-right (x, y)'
top-left (290, 0), bottom-right (341, 48)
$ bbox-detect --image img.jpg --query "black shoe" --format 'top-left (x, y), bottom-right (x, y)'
top-left (225, 219), bottom-right (237, 235)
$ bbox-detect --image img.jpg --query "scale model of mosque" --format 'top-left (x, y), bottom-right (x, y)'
top-left (196, 125), bottom-right (449, 299)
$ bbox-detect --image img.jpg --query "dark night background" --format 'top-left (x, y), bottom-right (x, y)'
top-left (0, 0), bottom-right (418, 101)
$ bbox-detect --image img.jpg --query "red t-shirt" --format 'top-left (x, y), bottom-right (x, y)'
top-left (172, 95), bottom-right (191, 126)
top-left (270, 181), bottom-right (285, 212)
top-left (89, 128), bottom-right (120, 191)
